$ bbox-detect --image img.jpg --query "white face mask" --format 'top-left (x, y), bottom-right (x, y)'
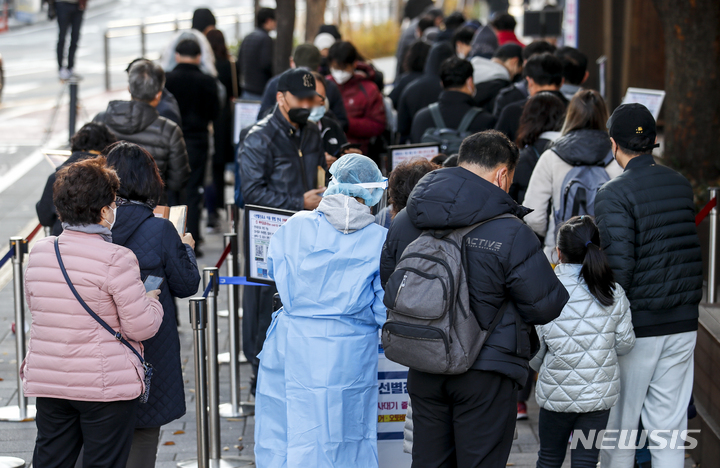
top-left (457, 51), bottom-right (467, 59)
top-left (331, 68), bottom-right (353, 85)
top-left (309, 105), bottom-right (326, 122)
top-left (103, 205), bottom-right (117, 230)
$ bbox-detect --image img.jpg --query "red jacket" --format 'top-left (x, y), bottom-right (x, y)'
top-left (328, 71), bottom-right (387, 155)
top-left (496, 30), bottom-right (524, 47)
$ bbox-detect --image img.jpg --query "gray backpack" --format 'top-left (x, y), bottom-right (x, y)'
top-left (420, 103), bottom-right (481, 155)
top-left (381, 215), bottom-right (514, 374)
top-left (553, 152), bottom-right (614, 238)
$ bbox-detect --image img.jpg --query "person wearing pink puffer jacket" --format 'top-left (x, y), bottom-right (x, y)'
top-left (20, 156), bottom-right (164, 468)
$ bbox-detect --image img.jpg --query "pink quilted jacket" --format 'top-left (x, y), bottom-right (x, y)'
top-left (21, 230), bottom-right (164, 402)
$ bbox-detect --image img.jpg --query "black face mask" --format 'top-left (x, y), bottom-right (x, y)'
top-left (288, 107), bottom-right (311, 126)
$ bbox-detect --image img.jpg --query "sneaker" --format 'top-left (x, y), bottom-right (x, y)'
top-left (59, 67), bottom-right (71, 81)
top-left (517, 401), bottom-right (528, 420)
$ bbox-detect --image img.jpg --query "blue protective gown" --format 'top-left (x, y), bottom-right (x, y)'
top-left (254, 201), bottom-right (387, 468)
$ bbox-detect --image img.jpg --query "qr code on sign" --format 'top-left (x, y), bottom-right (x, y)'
top-left (254, 244), bottom-right (264, 261)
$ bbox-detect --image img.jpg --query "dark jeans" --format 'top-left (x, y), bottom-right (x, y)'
top-left (125, 426), bottom-right (161, 468)
top-left (407, 369), bottom-right (518, 468)
top-left (33, 397), bottom-right (138, 468)
top-left (537, 408), bottom-right (611, 468)
top-left (56, 1), bottom-right (84, 69)
top-left (242, 283), bottom-right (277, 393)
top-left (185, 135), bottom-right (209, 242)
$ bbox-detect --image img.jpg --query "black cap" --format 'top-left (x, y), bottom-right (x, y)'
top-left (607, 103), bottom-right (660, 152)
top-left (277, 69), bottom-right (320, 99)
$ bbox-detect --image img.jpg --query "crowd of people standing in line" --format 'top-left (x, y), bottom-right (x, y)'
top-left (26, 3), bottom-right (705, 468)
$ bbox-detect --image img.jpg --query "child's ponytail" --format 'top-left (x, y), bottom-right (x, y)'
top-left (557, 216), bottom-right (616, 307)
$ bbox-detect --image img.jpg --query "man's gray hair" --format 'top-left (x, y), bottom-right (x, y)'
top-left (128, 60), bottom-right (165, 102)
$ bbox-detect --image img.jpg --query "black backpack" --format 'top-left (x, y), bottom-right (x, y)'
top-left (421, 103), bottom-right (481, 154)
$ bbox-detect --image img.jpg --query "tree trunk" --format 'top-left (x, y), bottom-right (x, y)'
top-left (274, 0), bottom-right (296, 75)
top-left (305, 0), bottom-right (327, 42)
top-left (650, 0), bottom-right (720, 199)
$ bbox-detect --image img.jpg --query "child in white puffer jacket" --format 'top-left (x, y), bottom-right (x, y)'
top-left (530, 215), bottom-right (635, 468)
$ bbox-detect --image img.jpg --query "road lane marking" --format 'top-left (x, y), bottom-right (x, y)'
top-left (0, 150), bottom-right (44, 195)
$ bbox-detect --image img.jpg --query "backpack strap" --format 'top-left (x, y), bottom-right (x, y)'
top-left (454, 212), bottom-right (519, 239)
top-left (428, 103), bottom-right (446, 129)
top-left (457, 107), bottom-right (482, 133)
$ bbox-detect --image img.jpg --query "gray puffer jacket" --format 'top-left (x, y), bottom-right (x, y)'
top-left (94, 100), bottom-right (190, 193)
top-left (530, 263), bottom-right (635, 413)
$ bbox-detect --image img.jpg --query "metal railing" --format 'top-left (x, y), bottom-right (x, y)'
top-left (103, 8), bottom-right (254, 91)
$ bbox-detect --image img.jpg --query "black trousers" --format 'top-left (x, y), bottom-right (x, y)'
top-left (33, 397), bottom-right (138, 468)
top-left (407, 369), bottom-right (518, 468)
top-left (537, 408), bottom-right (610, 468)
top-left (185, 135), bottom-right (209, 242)
top-left (242, 283), bottom-right (277, 391)
top-left (125, 426), bottom-right (161, 468)
top-left (56, 1), bottom-right (84, 70)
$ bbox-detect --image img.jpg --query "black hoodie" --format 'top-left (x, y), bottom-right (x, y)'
top-left (397, 42), bottom-right (456, 139)
top-left (380, 167), bottom-right (568, 385)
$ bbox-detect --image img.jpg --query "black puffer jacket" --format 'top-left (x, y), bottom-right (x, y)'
top-left (237, 27), bottom-right (274, 96)
top-left (94, 101), bottom-right (190, 193)
top-left (595, 154), bottom-right (703, 338)
top-left (112, 203), bottom-right (201, 428)
top-left (381, 167), bottom-right (569, 385)
top-left (238, 106), bottom-right (326, 211)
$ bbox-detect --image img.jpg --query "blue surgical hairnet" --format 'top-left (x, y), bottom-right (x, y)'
top-left (323, 154), bottom-right (385, 206)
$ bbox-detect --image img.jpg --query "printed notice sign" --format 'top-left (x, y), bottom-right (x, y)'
top-left (377, 339), bottom-right (412, 467)
top-left (244, 205), bottom-right (296, 285)
top-left (389, 143), bottom-right (440, 170)
top-left (622, 88), bottom-right (666, 121)
top-left (233, 100), bottom-right (262, 145)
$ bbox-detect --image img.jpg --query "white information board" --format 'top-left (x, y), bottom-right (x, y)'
top-left (389, 144), bottom-right (440, 171)
top-left (233, 100), bottom-right (262, 145)
top-left (244, 205), bottom-right (295, 285)
top-left (622, 88), bottom-right (666, 121)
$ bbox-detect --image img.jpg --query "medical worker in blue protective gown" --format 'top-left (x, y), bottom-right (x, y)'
top-left (254, 154), bottom-right (389, 468)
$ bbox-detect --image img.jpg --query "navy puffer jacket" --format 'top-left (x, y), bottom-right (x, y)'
top-left (381, 167), bottom-right (569, 386)
top-left (595, 154), bottom-right (703, 338)
top-left (112, 203), bottom-right (201, 428)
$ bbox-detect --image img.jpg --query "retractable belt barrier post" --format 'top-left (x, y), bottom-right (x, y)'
top-left (0, 224), bottom-right (43, 421)
top-left (194, 268), bottom-right (249, 468)
top-left (0, 236), bottom-right (37, 422)
top-left (227, 203), bottom-right (238, 235)
top-left (203, 268), bottom-right (222, 462)
top-left (219, 233), bottom-right (248, 418)
top-left (179, 298), bottom-right (210, 468)
top-left (707, 187), bottom-right (719, 303)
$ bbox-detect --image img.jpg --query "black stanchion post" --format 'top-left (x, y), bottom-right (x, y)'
top-left (178, 298), bottom-right (209, 468)
top-left (68, 78), bottom-right (80, 142)
top-left (0, 237), bottom-right (36, 421)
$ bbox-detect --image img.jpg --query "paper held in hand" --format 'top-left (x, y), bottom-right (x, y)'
top-left (153, 205), bottom-right (188, 236)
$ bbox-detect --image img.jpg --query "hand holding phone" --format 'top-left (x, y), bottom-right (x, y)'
top-left (144, 275), bottom-right (164, 292)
